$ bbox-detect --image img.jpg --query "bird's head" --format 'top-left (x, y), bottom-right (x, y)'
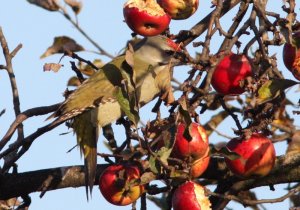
top-left (134, 35), bottom-right (183, 65)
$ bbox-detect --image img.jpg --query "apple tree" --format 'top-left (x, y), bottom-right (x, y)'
top-left (0, 0), bottom-right (300, 210)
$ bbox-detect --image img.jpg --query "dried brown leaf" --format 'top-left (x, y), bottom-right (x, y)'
top-left (27, 0), bottom-right (59, 11)
top-left (64, 0), bottom-right (82, 14)
top-left (67, 76), bottom-right (81, 86)
top-left (40, 36), bottom-right (84, 58)
top-left (43, 63), bottom-right (62, 72)
top-left (0, 198), bottom-right (21, 209)
top-left (79, 59), bottom-right (104, 76)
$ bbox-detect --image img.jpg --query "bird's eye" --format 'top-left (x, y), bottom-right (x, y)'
top-left (165, 50), bottom-right (174, 55)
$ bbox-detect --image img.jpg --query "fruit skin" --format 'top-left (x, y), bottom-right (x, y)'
top-left (172, 122), bottom-right (209, 160)
top-left (99, 164), bottom-right (144, 206)
top-left (123, 0), bottom-right (171, 36)
top-left (158, 0), bottom-right (199, 20)
top-left (211, 53), bottom-right (252, 95)
top-left (190, 151), bottom-right (210, 178)
top-left (172, 181), bottom-right (212, 210)
top-left (225, 133), bottom-right (276, 177)
top-left (283, 31), bottom-right (300, 80)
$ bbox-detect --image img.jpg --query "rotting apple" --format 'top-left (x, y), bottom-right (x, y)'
top-left (211, 53), bottom-right (252, 95)
top-left (225, 133), bottom-right (276, 177)
top-left (283, 31), bottom-right (300, 80)
top-left (172, 181), bottom-right (212, 210)
top-left (172, 122), bottom-right (209, 160)
top-left (99, 164), bottom-right (144, 206)
top-left (158, 0), bottom-right (199, 20)
top-left (123, 0), bottom-right (171, 36)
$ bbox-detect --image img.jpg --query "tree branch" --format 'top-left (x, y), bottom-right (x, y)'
top-left (2, 154), bottom-right (300, 202)
top-left (0, 164), bottom-right (109, 200)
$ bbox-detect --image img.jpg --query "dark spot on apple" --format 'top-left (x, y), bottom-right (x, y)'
top-left (145, 23), bottom-right (157, 29)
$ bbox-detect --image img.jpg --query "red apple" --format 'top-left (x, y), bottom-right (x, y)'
top-left (225, 133), bottom-right (276, 177)
top-left (283, 31), bottom-right (300, 80)
top-left (211, 53), bottom-right (252, 95)
top-left (190, 151), bottom-right (210, 178)
top-left (172, 122), bottom-right (209, 160)
top-left (158, 0), bottom-right (199, 20)
top-left (99, 164), bottom-right (144, 206)
top-left (123, 0), bottom-right (171, 36)
top-left (172, 181), bottom-right (212, 210)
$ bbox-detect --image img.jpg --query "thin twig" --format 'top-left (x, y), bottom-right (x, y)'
top-left (207, 184), bottom-right (300, 206)
top-left (219, 97), bottom-right (243, 131)
top-left (58, 6), bottom-right (114, 59)
top-left (0, 103), bottom-right (61, 151)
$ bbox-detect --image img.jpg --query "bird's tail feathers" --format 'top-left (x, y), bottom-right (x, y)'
top-left (72, 111), bottom-right (98, 200)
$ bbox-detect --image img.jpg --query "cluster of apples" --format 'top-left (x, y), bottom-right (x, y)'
top-left (123, 0), bottom-right (199, 36)
top-left (171, 122), bottom-right (212, 210)
top-left (97, 125), bottom-right (276, 209)
top-left (97, 121), bottom-right (212, 209)
top-left (97, 8), bottom-right (278, 205)
top-left (209, 53), bottom-right (276, 178)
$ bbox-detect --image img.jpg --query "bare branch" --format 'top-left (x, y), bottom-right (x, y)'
top-left (0, 103), bottom-right (61, 151)
top-left (57, 4), bottom-right (114, 59)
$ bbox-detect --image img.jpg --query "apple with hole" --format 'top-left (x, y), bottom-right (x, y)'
top-left (225, 133), bottom-right (276, 177)
top-left (172, 181), bottom-right (212, 210)
top-left (99, 164), bottom-right (144, 206)
top-left (172, 122), bottom-right (209, 160)
top-left (158, 0), bottom-right (199, 20)
top-left (283, 31), bottom-right (300, 80)
top-left (123, 0), bottom-right (171, 36)
top-left (211, 53), bottom-right (252, 95)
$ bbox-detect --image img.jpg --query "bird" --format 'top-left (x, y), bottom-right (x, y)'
top-left (47, 35), bottom-right (182, 198)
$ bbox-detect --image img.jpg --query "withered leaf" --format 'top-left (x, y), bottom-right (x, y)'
top-left (27, 0), bottom-right (59, 11)
top-left (278, 13), bottom-right (296, 45)
top-left (79, 59), bottom-right (104, 76)
top-left (43, 63), bottom-right (62, 72)
top-left (210, 144), bottom-right (240, 160)
top-left (64, 0), bottom-right (82, 14)
top-left (140, 172), bottom-right (156, 185)
top-left (67, 76), bottom-right (81, 86)
top-left (256, 78), bottom-right (298, 105)
top-left (178, 97), bottom-right (193, 141)
top-left (41, 36), bottom-right (84, 58)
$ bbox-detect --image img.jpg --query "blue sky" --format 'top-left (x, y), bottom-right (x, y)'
top-left (0, 1), bottom-right (297, 209)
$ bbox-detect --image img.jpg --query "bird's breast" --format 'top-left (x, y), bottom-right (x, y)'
top-left (92, 101), bottom-right (122, 127)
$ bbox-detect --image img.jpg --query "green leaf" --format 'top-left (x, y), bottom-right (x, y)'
top-left (257, 79), bottom-right (299, 105)
top-left (149, 147), bottom-right (172, 174)
top-left (114, 86), bottom-right (139, 126)
top-left (159, 147), bottom-right (172, 165)
top-left (149, 155), bottom-right (160, 174)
